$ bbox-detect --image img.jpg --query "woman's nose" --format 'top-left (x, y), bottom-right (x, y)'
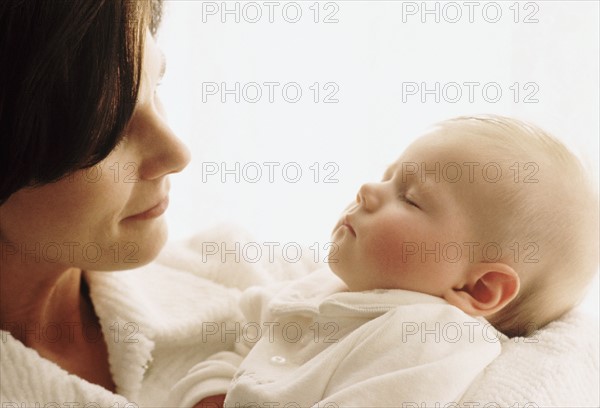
top-left (139, 124), bottom-right (192, 180)
top-left (356, 182), bottom-right (382, 211)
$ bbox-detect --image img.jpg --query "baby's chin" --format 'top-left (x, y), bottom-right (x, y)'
top-left (326, 240), bottom-right (342, 264)
top-left (326, 261), bottom-right (353, 288)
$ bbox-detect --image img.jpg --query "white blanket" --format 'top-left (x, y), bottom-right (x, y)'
top-left (459, 308), bottom-right (599, 407)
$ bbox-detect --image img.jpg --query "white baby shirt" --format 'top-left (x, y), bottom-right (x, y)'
top-left (170, 268), bottom-right (504, 408)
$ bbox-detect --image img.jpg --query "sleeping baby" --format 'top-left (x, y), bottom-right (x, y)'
top-left (168, 115), bottom-right (599, 408)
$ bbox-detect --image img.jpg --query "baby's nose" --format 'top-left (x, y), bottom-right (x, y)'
top-left (357, 183), bottom-right (381, 211)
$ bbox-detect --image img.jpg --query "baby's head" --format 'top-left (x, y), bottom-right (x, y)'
top-left (330, 115), bottom-right (598, 337)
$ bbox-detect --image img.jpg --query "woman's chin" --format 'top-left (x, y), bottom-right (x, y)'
top-left (94, 219), bottom-right (169, 271)
top-left (131, 220), bottom-right (169, 265)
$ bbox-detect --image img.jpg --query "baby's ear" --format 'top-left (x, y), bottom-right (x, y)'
top-left (443, 263), bottom-right (520, 316)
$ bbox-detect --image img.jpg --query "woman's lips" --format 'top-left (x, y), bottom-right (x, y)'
top-left (125, 196), bottom-right (169, 221)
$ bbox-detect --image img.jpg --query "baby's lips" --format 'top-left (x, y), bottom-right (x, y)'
top-left (342, 215), bottom-right (357, 236)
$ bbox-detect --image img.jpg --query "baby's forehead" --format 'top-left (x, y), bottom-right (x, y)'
top-left (382, 135), bottom-right (505, 200)
top-left (385, 134), bottom-right (480, 175)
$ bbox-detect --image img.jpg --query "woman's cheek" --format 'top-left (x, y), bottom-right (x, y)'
top-left (54, 164), bottom-right (140, 268)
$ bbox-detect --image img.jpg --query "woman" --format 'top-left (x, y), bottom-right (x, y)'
top-left (0, 1), bottom-right (235, 406)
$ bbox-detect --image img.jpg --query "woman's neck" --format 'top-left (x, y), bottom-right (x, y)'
top-left (0, 251), bottom-right (116, 392)
top-left (0, 254), bottom-right (84, 340)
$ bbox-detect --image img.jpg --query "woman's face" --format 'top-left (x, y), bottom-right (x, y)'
top-left (0, 33), bottom-right (191, 271)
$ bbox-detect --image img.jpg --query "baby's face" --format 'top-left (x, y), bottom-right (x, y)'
top-left (330, 132), bottom-right (480, 294)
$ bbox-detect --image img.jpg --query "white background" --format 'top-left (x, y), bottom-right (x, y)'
top-left (156, 1), bottom-right (599, 316)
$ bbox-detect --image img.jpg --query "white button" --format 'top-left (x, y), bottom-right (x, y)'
top-left (270, 355), bottom-right (286, 365)
top-left (142, 357), bottom-right (153, 372)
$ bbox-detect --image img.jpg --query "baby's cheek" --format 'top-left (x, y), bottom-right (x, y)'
top-left (362, 220), bottom-right (412, 275)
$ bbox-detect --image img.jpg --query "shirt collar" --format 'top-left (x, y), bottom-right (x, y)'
top-left (267, 268), bottom-right (448, 318)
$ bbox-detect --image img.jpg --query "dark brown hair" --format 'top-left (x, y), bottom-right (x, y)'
top-left (0, 0), bottom-right (163, 204)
